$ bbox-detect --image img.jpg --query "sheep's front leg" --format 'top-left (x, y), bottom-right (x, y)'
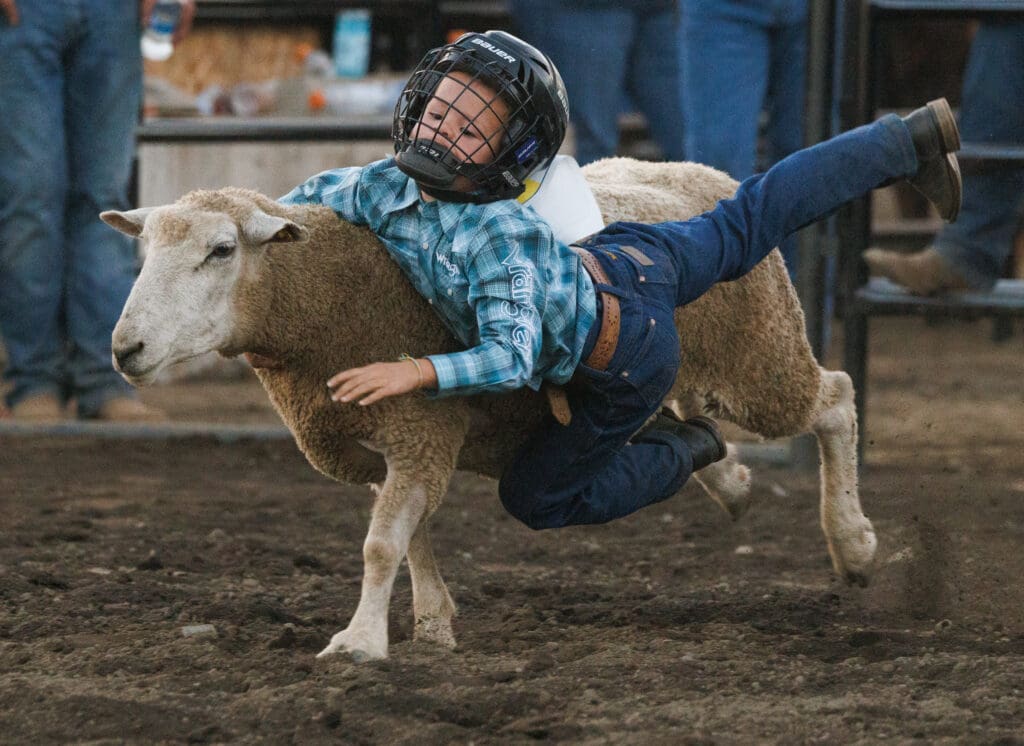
top-left (407, 520), bottom-right (457, 648)
top-left (318, 473), bottom-right (429, 661)
top-left (811, 370), bottom-right (877, 586)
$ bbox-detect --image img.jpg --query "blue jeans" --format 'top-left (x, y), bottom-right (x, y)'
top-left (933, 20), bottom-right (1024, 290)
top-left (679, 0), bottom-right (808, 277)
top-left (510, 0), bottom-right (685, 166)
top-left (0, 0), bottom-right (141, 414)
top-left (499, 115), bottom-right (917, 530)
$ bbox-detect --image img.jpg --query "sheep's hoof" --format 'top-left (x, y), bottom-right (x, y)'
top-left (844, 570), bottom-right (871, 588)
top-left (414, 616), bottom-right (456, 649)
top-left (316, 628), bottom-right (387, 662)
top-left (828, 521), bottom-right (878, 588)
top-left (694, 445), bottom-right (753, 521)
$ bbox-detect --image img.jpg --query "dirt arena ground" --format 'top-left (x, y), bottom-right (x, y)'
top-left (1, 316), bottom-right (1022, 744)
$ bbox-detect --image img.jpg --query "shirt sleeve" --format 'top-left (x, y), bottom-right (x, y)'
top-left (278, 166), bottom-right (369, 222)
top-left (426, 213), bottom-right (551, 397)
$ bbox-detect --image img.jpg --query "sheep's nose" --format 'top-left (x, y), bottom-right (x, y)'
top-left (113, 341), bottom-right (144, 371)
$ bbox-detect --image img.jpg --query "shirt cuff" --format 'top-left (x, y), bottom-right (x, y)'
top-left (425, 353), bottom-right (460, 396)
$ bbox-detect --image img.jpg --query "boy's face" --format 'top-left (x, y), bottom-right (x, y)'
top-left (412, 70), bottom-right (510, 167)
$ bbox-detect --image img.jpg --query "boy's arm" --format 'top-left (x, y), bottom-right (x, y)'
top-left (327, 216), bottom-right (550, 404)
top-left (279, 167), bottom-right (361, 218)
top-left (425, 218), bottom-right (548, 397)
top-left (280, 161), bottom-right (400, 227)
top-left (328, 356), bottom-right (437, 406)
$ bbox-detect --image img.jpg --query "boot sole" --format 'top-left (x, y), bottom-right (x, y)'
top-left (927, 98), bottom-right (961, 153)
top-left (925, 98), bottom-right (962, 221)
top-left (943, 152), bottom-right (962, 222)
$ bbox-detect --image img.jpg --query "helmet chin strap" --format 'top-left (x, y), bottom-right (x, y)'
top-left (395, 141), bottom-right (512, 204)
top-left (394, 148), bottom-right (457, 189)
top-left (416, 183), bottom-right (498, 205)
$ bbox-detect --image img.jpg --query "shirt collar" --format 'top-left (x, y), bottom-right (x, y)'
top-left (390, 162), bottom-right (492, 236)
top-left (407, 186), bottom-right (474, 236)
top-left (393, 171), bottom-right (421, 211)
top-left (433, 199), bottom-right (470, 236)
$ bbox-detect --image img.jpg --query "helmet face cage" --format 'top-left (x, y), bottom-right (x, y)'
top-left (392, 33), bottom-right (568, 203)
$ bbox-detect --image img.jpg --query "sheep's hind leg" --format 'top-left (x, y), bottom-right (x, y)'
top-left (408, 521), bottom-right (457, 648)
top-left (669, 395), bottom-right (753, 520)
top-left (693, 443), bottom-right (753, 520)
top-left (317, 472), bottom-right (430, 662)
top-left (811, 369), bottom-right (877, 586)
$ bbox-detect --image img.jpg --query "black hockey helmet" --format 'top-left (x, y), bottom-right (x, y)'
top-left (392, 30), bottom-right (570, 203)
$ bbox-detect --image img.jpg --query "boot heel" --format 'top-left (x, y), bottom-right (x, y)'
top-left (927, 98), bottom-right (961, 153)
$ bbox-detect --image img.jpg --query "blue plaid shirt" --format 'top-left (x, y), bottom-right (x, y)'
top-left (281, 158), bottom-right (597, 397)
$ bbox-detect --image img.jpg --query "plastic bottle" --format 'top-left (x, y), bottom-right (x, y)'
top-left (141, 0), bottom-right (185, 62)
top-left (333, 9), bottom-right (372, 78)
top-left (275, 43), bottom-right (334, 116)
top-left (295, 43), bottom-right (334, 79)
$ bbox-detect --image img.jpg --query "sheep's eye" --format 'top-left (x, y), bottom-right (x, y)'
top-left (209, 242), bottom-right (235, 259)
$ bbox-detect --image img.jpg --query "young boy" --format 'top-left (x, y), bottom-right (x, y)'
top-left (281, 30), bottom-right (961, 530)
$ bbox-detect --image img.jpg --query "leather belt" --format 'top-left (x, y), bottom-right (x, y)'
top-left (571, 246), bottom-right (621, 371)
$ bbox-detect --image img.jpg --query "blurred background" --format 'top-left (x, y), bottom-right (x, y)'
top-left (134, 2), bottom-right (977, 202)
top-left (136, 1), bottom-right (1022, 297)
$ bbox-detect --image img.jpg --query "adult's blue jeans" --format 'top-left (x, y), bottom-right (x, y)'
top-left (510, 0), bottom-right (685, 166)
top-left (679, 0), bottom-right (808, 277)
top-left (0, 0), bottom-right (141, 414)
top-left (499, 115), bottom-right (917, 530)
top-left (933, 20), bottom-right (1024, 290)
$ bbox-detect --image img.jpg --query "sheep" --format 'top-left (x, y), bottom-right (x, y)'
top-left (102, 157), bottom-right (875, 661)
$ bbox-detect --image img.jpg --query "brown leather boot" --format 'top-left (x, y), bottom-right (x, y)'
top-left (902, 98), bottom-right (962, 222)
top-left (863, 246), bottom-right (969, 296)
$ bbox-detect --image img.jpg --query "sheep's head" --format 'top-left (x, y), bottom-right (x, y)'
top-left (102, 200), bottom-right (308, 385)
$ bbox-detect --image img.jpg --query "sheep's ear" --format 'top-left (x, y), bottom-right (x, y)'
top-left (100, 207), bottom-right (155, 237)
top-left (244, 211), bottom-right (309, 245)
